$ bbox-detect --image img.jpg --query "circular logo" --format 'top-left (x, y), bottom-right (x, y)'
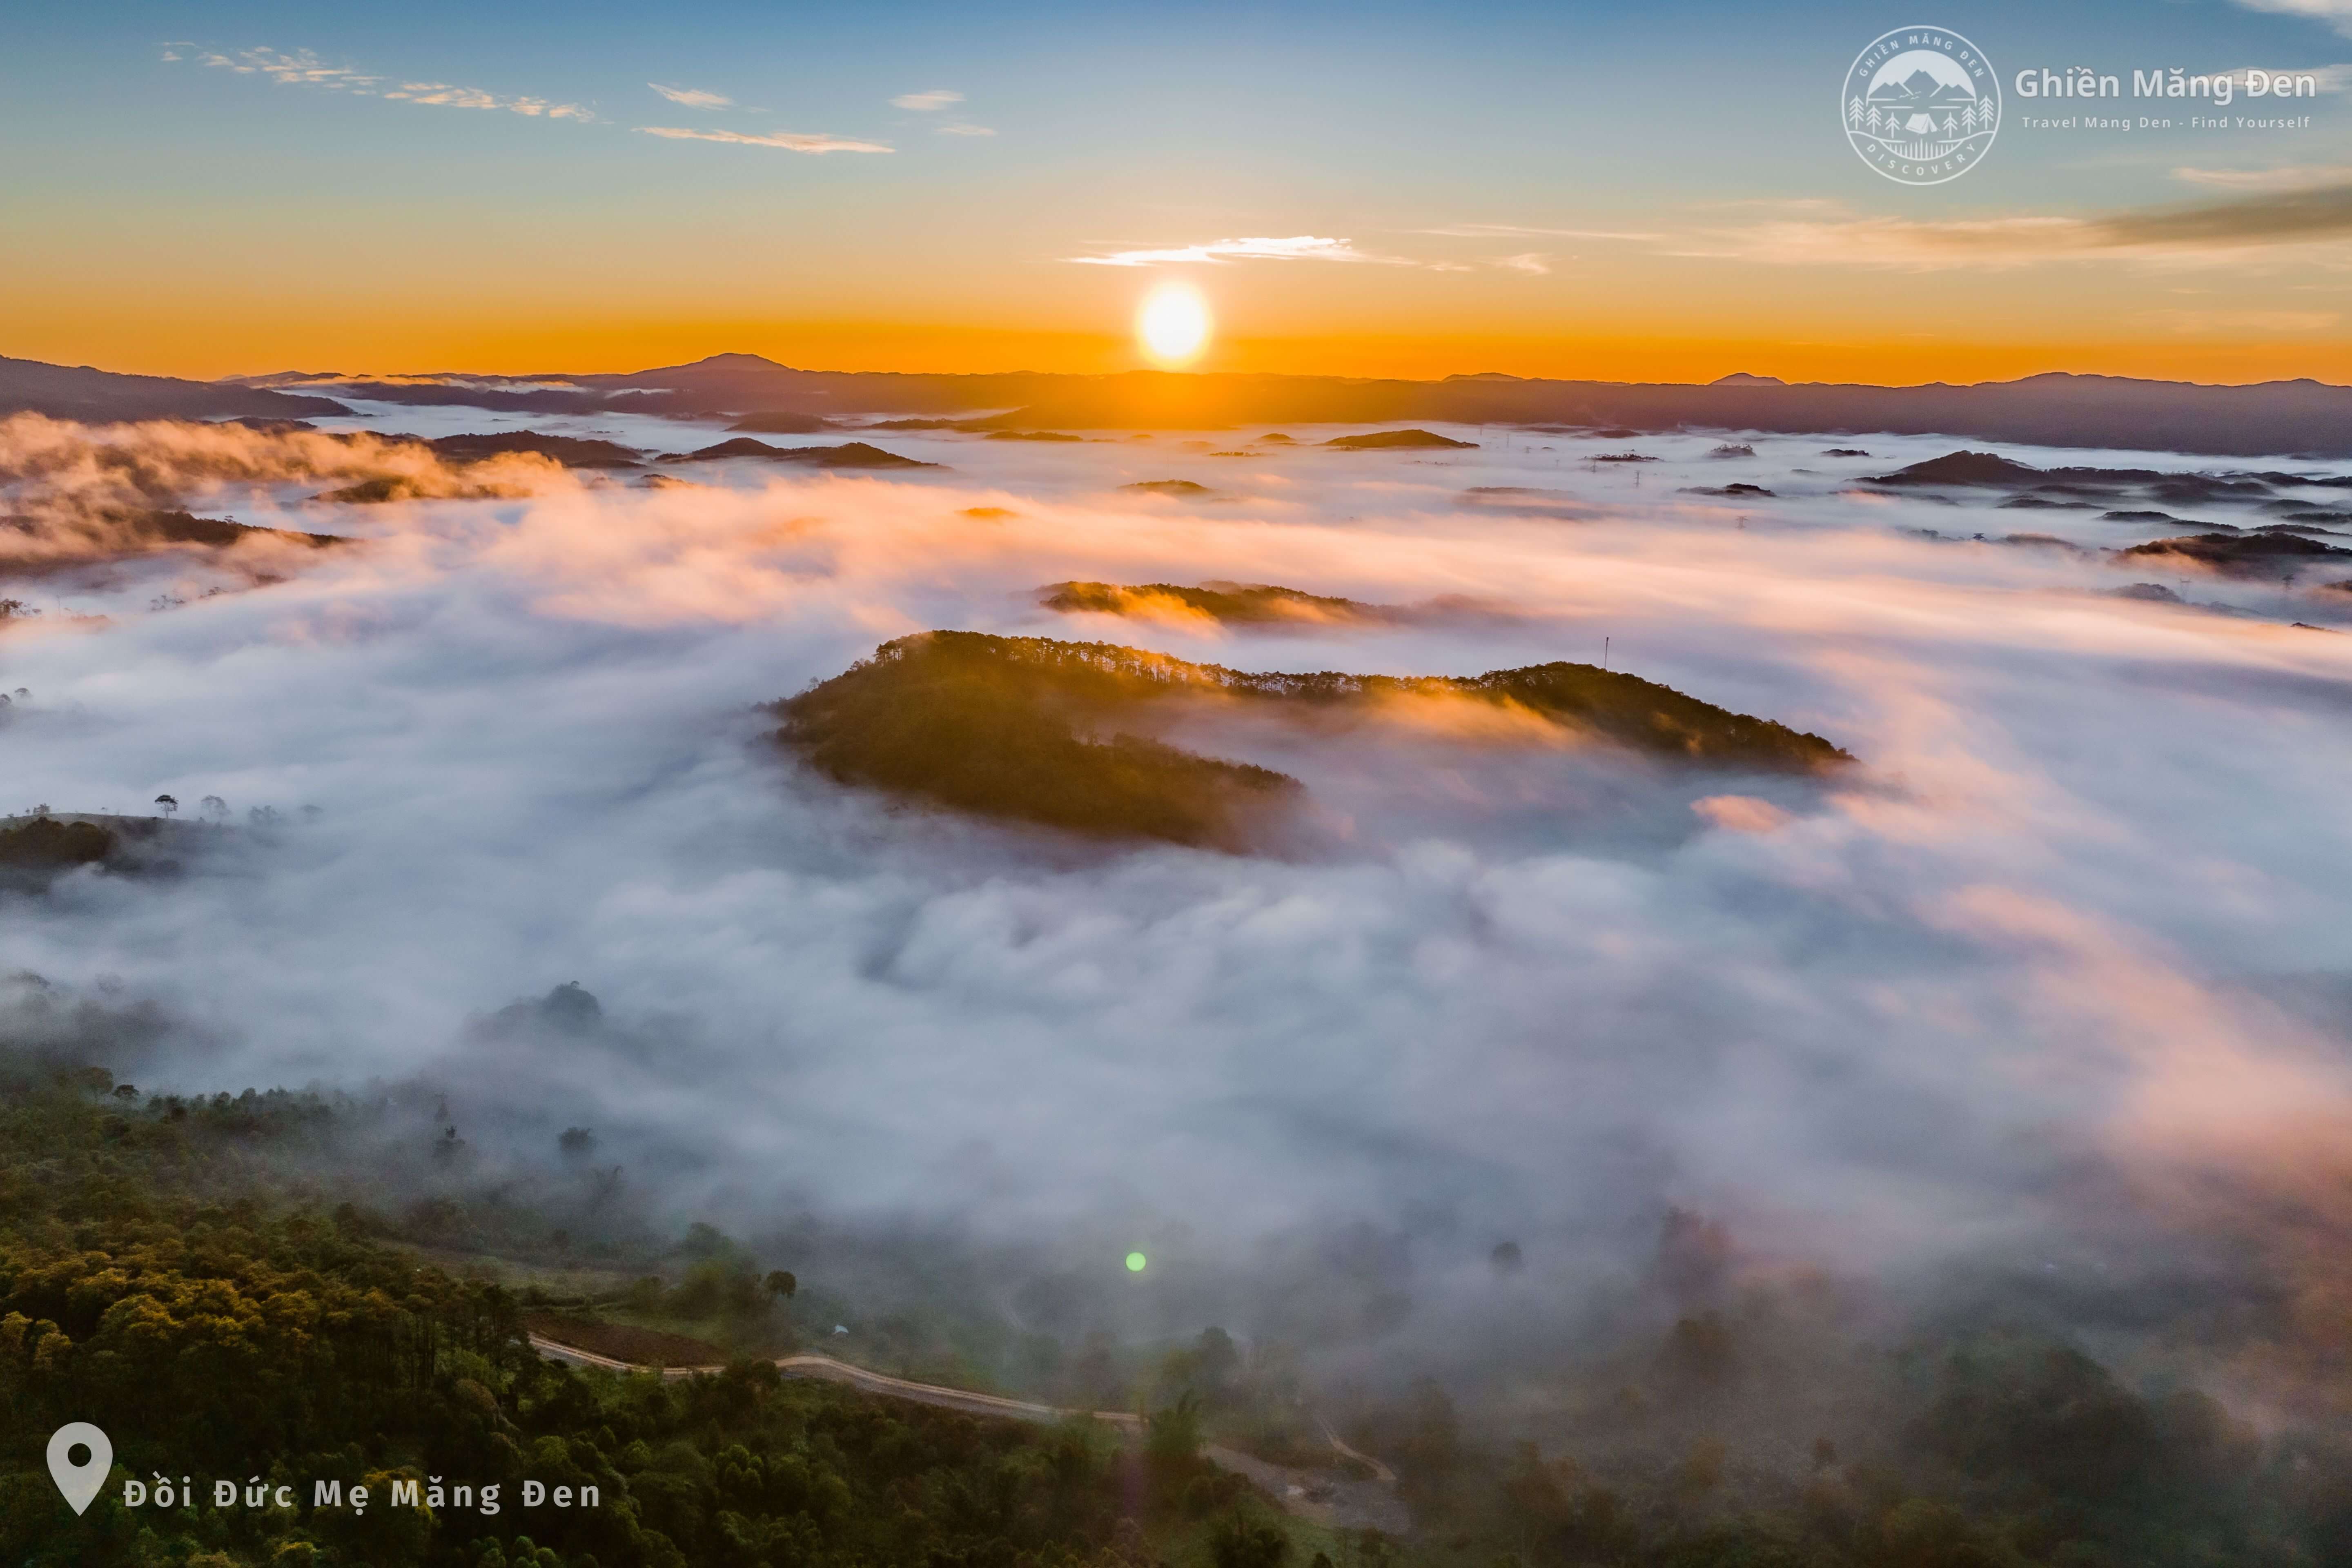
top-left (1842, 26), bottom-right (2000, 185)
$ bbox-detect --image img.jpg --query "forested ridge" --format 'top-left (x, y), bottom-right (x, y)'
top-left (0, 1051), bottom-right (1285, 1568)
top-left (773, 632), bottom-right (1848, 849)
top-left (4, 1042), bottom-right (2348, 1568)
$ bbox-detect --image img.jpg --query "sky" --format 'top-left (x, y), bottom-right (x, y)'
top-left (4, 0), bottom-right (2352, 383)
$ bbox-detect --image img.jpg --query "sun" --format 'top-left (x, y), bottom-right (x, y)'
top-left (1137, 282), bottom-right (1211, 366)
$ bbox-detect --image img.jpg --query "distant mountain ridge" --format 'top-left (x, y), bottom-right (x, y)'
top-left (0, 355), bottom-right (349, 422)
top-left (11, 352), bottom-right (2352, 457)
top-left (406, 356), bottom-right (2352, 458)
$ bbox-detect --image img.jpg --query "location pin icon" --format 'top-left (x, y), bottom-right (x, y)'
top-left (47, 1422), bottom-right (110, 1516)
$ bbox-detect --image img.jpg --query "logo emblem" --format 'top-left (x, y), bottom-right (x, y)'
top-left (47, 1423), bottom-right (111, 1516)
top-left (1842, 26), bottom-right (2000, 184)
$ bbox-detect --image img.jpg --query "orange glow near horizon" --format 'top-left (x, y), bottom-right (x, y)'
top-left (7, 309), bottom-right (2350, 390)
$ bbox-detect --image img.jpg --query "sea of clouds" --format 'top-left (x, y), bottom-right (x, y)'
top-left (2, 408), bottom-right (2348, 1414)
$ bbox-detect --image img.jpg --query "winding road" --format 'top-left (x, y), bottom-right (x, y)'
top-left (528, 1333), bottom-right (1409, 1534)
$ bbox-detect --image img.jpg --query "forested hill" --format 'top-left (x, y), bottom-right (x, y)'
top-left (0, 1051), bottom-right (1275, 1568)
top-left (773, 631), bottom-right (1849, 849)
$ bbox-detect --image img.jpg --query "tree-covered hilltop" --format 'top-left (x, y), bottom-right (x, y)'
top-left (0, 507), bottom-right (347, 563)
top-left (0, 1051), bottom-right (1296, 1568)
top-left (1038, 581), bottom-right (1382, 627)
top-left (774, 633), bottom-right (1302, 849)
top-left (0, 816), bottom-right (114, 871)
top-left (772, 631), bottom-right (1851, 848)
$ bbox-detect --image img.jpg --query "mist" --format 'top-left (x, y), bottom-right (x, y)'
top-left (4, 409), bottom-right (2350, 1437)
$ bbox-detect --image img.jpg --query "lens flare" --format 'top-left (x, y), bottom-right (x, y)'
top-left (1136, 284), bottom-right (1210, 365)
top-left (1125, 1251), bottom-right (1148, 1272)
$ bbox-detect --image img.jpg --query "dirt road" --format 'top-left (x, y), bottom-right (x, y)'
top-left (527, 1333), bottom-right (1410, 1534)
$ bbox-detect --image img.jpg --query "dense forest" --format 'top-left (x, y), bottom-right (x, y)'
top-left (1038, 582), bottom-right (1380, 627)
top-left (772, 630), bottom-right (1851, 848)
top-left (4, 1034), bottom-right (2347, 1567)
top-left (0, 1046), bottom-right (1293, 1568)
top-left (773, 632), bottom-right (1302, 848)
top-left (0, 816), bottom-right (115, 871)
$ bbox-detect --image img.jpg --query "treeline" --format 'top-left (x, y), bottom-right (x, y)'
top-left (1317, 1266), bottom-right (2352, 1568)
top-left (1334, 1358), bottom-right (2352, 1568)
top-left (1037, 581), bottom-right (1377, 627)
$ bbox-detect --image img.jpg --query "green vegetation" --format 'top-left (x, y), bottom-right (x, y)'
top-left (424, 434), bottom-right (644, 469)
top-left (532, 1231), bottom-right (805, 1367)
top-left (0, 817), bottom-right (114, 871)
top-left (1450, 663), bottom-right (1848, 770)
top-left (658, 439), bottom-right (937, 470)
top-left (131, 510), bottom-right (344, 548)
top-left (776, 633), bottom-right (1298, 849)
top-left (1335, 1327), bottom-right (2352, 1568)
top-left (1040, 581), bottom-right (1378, 626)
top-left (2, 508), bottom-right (347, 552)
top-left (773, 632), bottom-right (1849, 847)
top-left (0, 1048), bottom-right (1305, 1568)
top-left (1321, 431), bottom-right (1474, 451)
top-left (2, 1033), bottom-right (2344, 1566)
top-left (2121, 531), bottom-right (2351, 575)
top-left (321, 477), bottom-right (484, 504)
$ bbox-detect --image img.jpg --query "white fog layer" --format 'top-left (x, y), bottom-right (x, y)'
top-left (4, 411), bottom-right (2350, 1390)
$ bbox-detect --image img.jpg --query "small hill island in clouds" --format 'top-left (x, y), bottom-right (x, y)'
top-left (658, 437), bottom-right (938, 468)
top-left (773, 631), bottom-right (1850, 848)
top-left (1040, 580), bottom-right (1390, 625)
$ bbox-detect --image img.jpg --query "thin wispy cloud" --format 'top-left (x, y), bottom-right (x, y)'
top-left (2141, 307), bottom-right (2340, 332)
top-left (198, 47), bottom-right (379, 90)
top-left (2227, 0), bottom-right (2352, 38)
top-left (892, 89), bottom-right (964, 111)
top-left (1065, 235), bottom-right (1419, 267)
top-left (1493, 253), bottom-right (1551, 275)
top-left (1696, 197), bottom-right (1851, 214)
top-left (191, 46), bottom-right (593, 120)
top-left (637, 126), bottom-right (891, 154)
top-left (2218, 61), bottom-right (2352, 89)
top-left (939, 122), bottom-right (996, 136)
top-left (1417, 223), bottom-right (1662, 241)
top-left (385, 83), bottom-right (592, 118)
top-left (650, 83), bottom-right (732, 109)
top-left (1690, 181), bottom-right (2352, 269)
top-left (2175, 163), bottom-right (2352, 190)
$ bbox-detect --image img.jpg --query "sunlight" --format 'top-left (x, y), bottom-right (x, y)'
top-left (1136, 282), bottom-right (1211, 366)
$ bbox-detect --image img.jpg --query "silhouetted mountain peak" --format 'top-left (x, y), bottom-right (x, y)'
top-left (673, 352), bottom-right (794, 371)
